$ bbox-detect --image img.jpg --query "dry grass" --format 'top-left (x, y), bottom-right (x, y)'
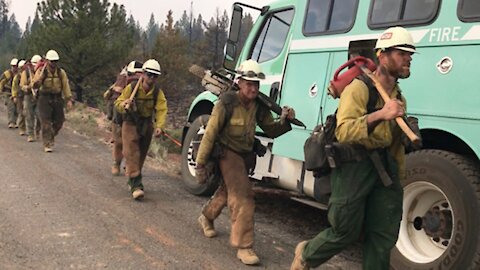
top-left (65, 102), bottom-right (183, 176)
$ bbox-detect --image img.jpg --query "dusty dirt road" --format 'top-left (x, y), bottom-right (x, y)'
top-left (0, 108), bottom-right (361, 270)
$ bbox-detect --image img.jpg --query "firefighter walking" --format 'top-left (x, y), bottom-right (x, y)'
top-left (114, 59), bottom-right (167, 200)
top-left (11, 59), bottom-right (27, 136)
top-left (105, 60), bottom-right (143, 176)
top-left (0, 58), bottom-right (19, 128)
top-left (195, 59), bottom-right (295, 265)
top-left (291, 26), bottom-right (419, 270)
top-left (32, 49), bottom-right (74, 152)
top-left (20, 54), bottom-right (42, 142)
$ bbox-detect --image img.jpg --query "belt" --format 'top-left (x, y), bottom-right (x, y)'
top-left (39, 92), bottom-right (61, 97)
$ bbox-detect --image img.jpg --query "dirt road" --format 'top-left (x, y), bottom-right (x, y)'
top-left (0, 108), bottom-right (361, 270)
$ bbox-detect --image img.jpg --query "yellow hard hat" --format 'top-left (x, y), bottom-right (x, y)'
top-left (45, 49), bottom-right (60, 61)
top-left (375, 26), bottom-right (416, 53)
top-left (236, 59), bottom-right (265, 81)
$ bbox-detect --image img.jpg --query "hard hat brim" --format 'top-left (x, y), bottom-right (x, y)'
top-left (393, 46), bottom-right (417, 53)
top-left (239, 76), bottom-right (263, 82)
top-left (144, 68), bottom-right (161, 75)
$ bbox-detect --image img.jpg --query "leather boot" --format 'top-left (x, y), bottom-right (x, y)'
top-left (111, 161), bottom-right (121, 176)
top-left (290, 241), bottom-right (310, 270)
top-left (198, 214), bottom-right (217, 238)
top-left (128, 175), bottom-right (144, 200)
top-left (237, 248), bottom-right (260, 265)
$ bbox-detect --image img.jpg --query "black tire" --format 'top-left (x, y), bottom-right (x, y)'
top-left (391, 150), bottom-right (480, 270)
top-left (180, 114), bottom-right (220, 196)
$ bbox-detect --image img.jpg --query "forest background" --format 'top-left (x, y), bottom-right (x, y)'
top-left (0, 0), bottom-right (254, 128)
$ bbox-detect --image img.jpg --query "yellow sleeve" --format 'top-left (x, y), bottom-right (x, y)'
top-left (335, 79), bottom-right (370, 144)
top-left (195, 102), bottom-right (226, 165)
top-left (60, 69), bottom-right (72, 100)
top-left (154, 89), bottom-right (168, 129)
top-left (11, 74), bottom-right (20, 97)
top-left (257, 105), bottom-right (292, 138)
top-left (0, 71), bottom-right (9, 91)
top-left (114, 83), bottom-right (133, 114)
top-left (20, 71), bottom-right (29, 91)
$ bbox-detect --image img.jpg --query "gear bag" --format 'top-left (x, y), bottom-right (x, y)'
top-left (303, 74), bottom-right (380, 177)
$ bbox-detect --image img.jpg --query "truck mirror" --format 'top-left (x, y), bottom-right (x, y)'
top-left (228, 5), bottom-right (243, 43)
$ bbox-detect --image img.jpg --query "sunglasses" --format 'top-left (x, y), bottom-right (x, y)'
top-left (238, 70), bottom-right (266, 80)
top-left (146, 72), bottom-right (159, 78)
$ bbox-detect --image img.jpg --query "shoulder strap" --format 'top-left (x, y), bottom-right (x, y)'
top-left (356, 74), bottom-right (379, 114)
top-left (218, 91), bottom-right (239, 133)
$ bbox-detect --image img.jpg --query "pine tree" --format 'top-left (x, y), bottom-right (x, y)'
top-left (0, 1), bottom-right (22, 71)
top-left (151, 10), bottom-right (189, 97)
top-left (145, 13), bottom-right (159, 54)
top-left (202, 9), bottom-right (229, 70)
top-left (26, 0), bottom-right (136, 103)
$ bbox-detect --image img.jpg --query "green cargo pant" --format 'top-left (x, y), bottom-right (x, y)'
top-left (37, 93), bottom-right (65, 147)
top-left (303, 151), bottom-right (403, 270)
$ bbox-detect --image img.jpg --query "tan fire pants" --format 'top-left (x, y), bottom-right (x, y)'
top-left (202, 148), bottom-right (255, 249)
top-left (16, 95), bottom-right (25, 132)
top-left (112, 122), bottom-right (123, 164)
top-left (122, 120), bottom-right (153, 178)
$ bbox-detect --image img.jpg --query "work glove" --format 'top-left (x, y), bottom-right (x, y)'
top-left (154, 128), bottom-right (164, 138)
top-left (402, 116), bottom-right (422, 152)
top-left (253, 138), bottom-right (267, 157)
top-left (195, 164), bottom-right (208, 184)
top-left (280, 106), bottom-right (296, 124)
top-left (195, 162), bottom-right (215, 184)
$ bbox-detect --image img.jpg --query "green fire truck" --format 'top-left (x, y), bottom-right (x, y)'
top-left (181, 0), bottom-right (480, 269)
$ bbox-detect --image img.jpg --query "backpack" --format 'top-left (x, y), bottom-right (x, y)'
top-left (304, 74), bottom-right (381, 177)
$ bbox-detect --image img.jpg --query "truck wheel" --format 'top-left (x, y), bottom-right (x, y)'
top-left (391, 150), bottom-right (480, 270)
top-left (181, 115), bottom-right (220, 196)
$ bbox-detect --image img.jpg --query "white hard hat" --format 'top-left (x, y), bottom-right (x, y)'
top-left (31, 55), bottom-right (42, 64)
top-left (45, 49), bottom-right (60, 61)
top-left (142, 59), bottom-right (161, 75)
top-left (10, 58), bottom-right (18, 66)
top-left (127, 60), bottom-right (144, 73)
top-left (18, 60), bottom-right (26, 68)
top-left (236, 59), bottom-right (265, 81)
top-left (375, 26), bottom-right (416, 53)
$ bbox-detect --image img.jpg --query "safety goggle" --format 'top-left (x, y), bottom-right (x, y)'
top-left (146, 72), bottom-right (159, 78)
top-left (238, 70), bottom-right (266, 80)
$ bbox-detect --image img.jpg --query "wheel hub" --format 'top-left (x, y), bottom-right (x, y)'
top-left (413, 205), bottom-right (452, 241)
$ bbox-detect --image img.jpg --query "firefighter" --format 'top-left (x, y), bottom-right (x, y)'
top-left (0, 58), bottom-right (19, 128)
top-left (20, 54), bottom-right (43, 142)
top-left (195, 59), bottom-right (295, 265)
top-left (114, 59), bottom-right (167, 200)
top-left (32, 50), bottom-right (74, 152)
top-left (291, 26), bottom-right (417, 270)
top-left (12, 59), bottom-right (27, 136)
top-left (106, 60), bottom-right (143, 176)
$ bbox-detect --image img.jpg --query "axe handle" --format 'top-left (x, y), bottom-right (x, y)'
top-left (27, 68), bottom-right (36, 96)
top-left (125, 76), bottom-right (143, 110)
top-left (360, 66), bottom-right (421, 144)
